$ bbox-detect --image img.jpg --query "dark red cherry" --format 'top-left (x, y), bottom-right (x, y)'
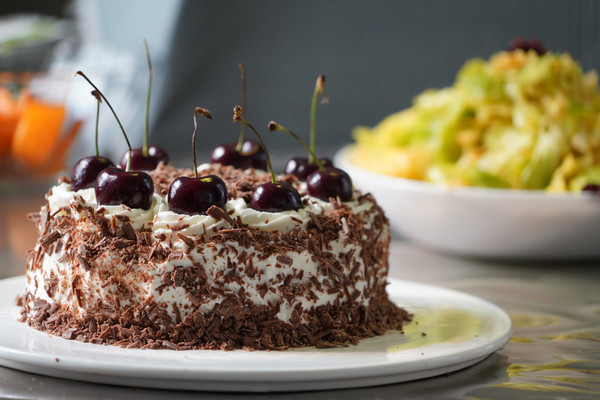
top-left (95, 167), bottom-right (154, 209)
top-left (284, 157), bottom-right (333, 180)
top-left (168, 175), bottom-right (227, 215)
top-left (232, 105), bottom-right (303, 212)
top-left (250, 182), bottom-right (302, 212)
top-left (507, 37), bottom-right (547, 55)
top-left (582, 184), bottom-right (600, 196)
top-left (119, 145), bottom-right (169, 171)
top-left (71, 156), bottom-right (115, 191)
top-left (307, 168), bottom-right (353, 202)
top-left (210, 140), bottom-right (267, 170)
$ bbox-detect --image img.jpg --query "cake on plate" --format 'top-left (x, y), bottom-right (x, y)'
top-left (18, 163), bottom-right (411, 350)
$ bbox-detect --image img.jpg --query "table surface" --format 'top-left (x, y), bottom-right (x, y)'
top-left (0, 188), bottom-right (599, 400)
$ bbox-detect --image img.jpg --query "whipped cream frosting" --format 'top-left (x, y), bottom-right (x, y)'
top-left (27, 232), bottom-right (370, 324)
top-left (31, 179), bottom-right (385, 325)
top-left (47, 181), bottom-right (374, 237)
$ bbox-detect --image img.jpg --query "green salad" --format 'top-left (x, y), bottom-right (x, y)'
top-left (351, 49), bottom-right (600, 192)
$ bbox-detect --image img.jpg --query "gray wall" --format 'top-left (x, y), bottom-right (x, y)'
top-left (151, 0), bottom-right (600, 164)
top-left (5, 0), bottom-right (597, 167)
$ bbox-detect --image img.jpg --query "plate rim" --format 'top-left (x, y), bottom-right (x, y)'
top-left (0, 275), bottom-right (513, 391)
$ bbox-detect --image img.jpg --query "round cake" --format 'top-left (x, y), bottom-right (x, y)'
top-left (19, 163), bottom-right (411, 350)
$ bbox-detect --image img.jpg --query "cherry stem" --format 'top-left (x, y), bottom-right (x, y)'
top-left (192, 107), bottom-right (212, 178)
top-left (309, 75), bottom-right (328, 163)
top-left (143, 38), bottom-right (152, 156)
top-left (91, 90), bottom-right (102, 157)
top-left (233, 106), bottom-right (276, 183)
top-left (235, 63), bottom-right (247, 152)
top-left (268, 121), bottom-right (325, 171)
top-left (76, 71), bottom-right (132, 171)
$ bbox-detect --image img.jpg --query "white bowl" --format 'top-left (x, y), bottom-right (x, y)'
top-left (335, 146), bottom-right (600, 260)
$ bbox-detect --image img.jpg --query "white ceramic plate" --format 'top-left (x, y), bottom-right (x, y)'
top-left (0, 276), bottom-right (511, 392)
top-left (335, 146), bottom-right (600, 260)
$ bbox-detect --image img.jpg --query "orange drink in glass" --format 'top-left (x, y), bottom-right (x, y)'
top-left (0, 71), bottom-right (82, 179)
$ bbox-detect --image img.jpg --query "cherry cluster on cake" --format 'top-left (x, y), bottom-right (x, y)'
top-left (70, 54), bottom-right (354, 216)
top-left (267, 75), bottom-right (352, 203)
top-left (73, 71), bottom-right (154, 210)
top-left (71, 40), bottom-right (166, 210)
top-left (119, 39), bottom-right (170, 171)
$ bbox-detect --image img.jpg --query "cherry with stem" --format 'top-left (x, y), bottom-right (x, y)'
top-left (210, 63), bottom-right (267, 170)
top-left (70, 90), bottom-right (115, 191)
top-left (237, 62), bottom-right (247, 152)
top-left (309, 75), bottom-right (328, 163)
top-left (233, 106), bottom-right (302, 212)
top-left (282, 75), bottom-right (332, 180)
top-left (76, 71), bottom-right (154, 210)
top-left (119, 39), bottom-right (169, 170)
top-left (268, 121), bottom-right (352, 202)
top-left (168, 107), bottom-right (228, 215)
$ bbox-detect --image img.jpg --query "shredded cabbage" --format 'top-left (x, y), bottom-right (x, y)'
top-left (351, 50), bottom-right (600, 191)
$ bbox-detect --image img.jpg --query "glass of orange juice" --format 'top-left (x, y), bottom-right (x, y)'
top-left (0, 73), bottom-right (25, 161)
top-left (0, 16), bottom-right (81, 188)
top-left (0, 71), bottom-right (83, 182)
top-left (10, 74), bottom-right (82, 173)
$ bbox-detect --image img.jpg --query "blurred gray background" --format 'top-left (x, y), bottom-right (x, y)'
top-left (2, 0), bottom-right (599, 169)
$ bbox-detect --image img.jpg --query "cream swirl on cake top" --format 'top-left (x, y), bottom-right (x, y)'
top-left (47, 180), bottom-right (374, 237)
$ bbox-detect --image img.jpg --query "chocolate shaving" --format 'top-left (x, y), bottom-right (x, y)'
top-left (168, 251), bottom-right (184, 261)
top-left (62, 328), bottom-right (77, 339)
top-left (162, 340), bottom-right (178, 350)
top-left (121, 222), bottom-right (137, 241)
top-left (40, 231), bottom-right (61, 250)
top-left (171, 223), bottom-right (190, 231)
top-left (172, 303), bottom-right (182, 324)
top-left (56, 217), bottom-right (75, 232)
top-left (137, 232), bottom-right (152, 246)
top-left (206, 205), bottom-right (235, 226)
top-left (176, 233), bottom-right (195, 249)
top-left (32, 299), bottom-right (48, 310)
top-left (187, 292), bottom-right (201, 307)
top-left (75, 254), bottom-right (92, 271)
top-left (308, 212), bottom-right (322, 231)
top-left (276, 255), bottom-right (293, 265)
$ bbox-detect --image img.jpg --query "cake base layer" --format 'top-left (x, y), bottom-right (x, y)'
top-left (19, 293), bottom-right (410, 350)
